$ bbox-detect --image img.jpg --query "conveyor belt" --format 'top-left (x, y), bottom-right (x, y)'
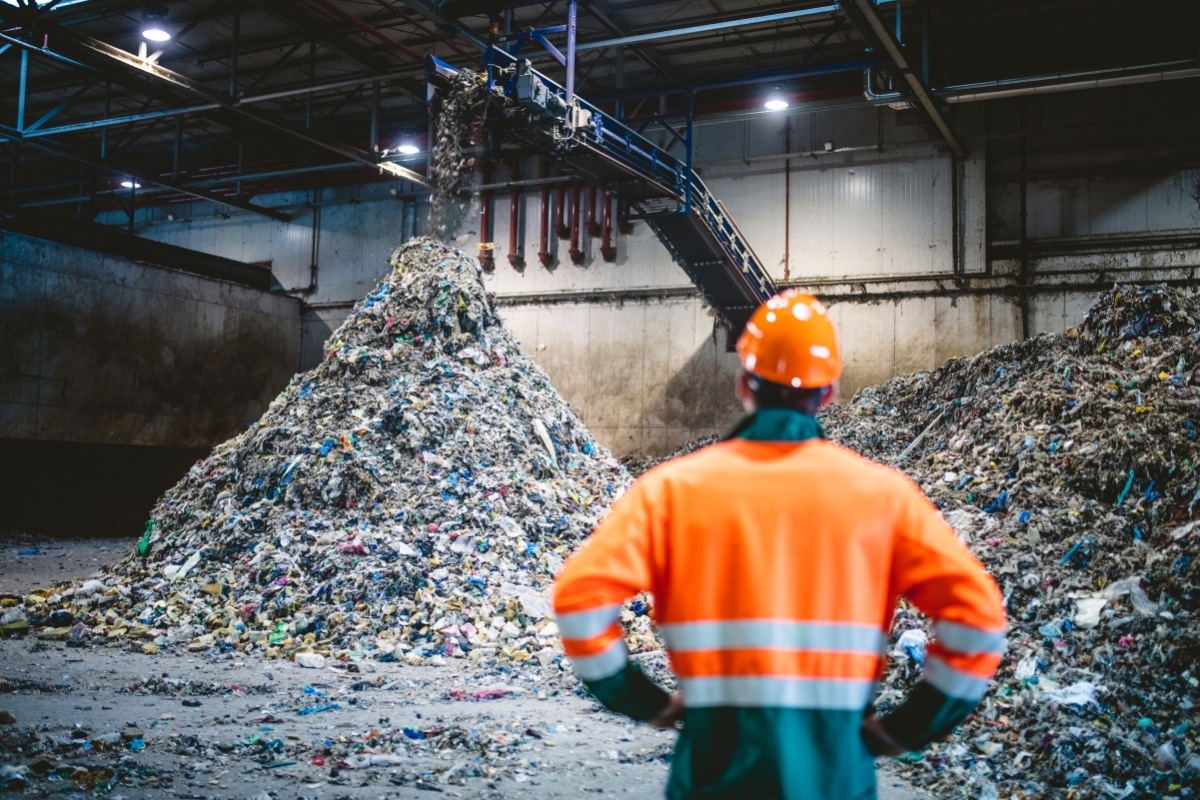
top-left (427, 49), bottom-right (776, 329)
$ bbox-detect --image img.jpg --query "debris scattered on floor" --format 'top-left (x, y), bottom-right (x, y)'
top-left (0, 638), bottom-right (676, 799)
top-left (828, 285), bottom-right (1200, 800)
top-left (10, 237), bottom-right (629, 673)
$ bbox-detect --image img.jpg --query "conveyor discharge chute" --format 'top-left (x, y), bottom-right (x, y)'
top-left (426, 47), bottom-right (777, 330)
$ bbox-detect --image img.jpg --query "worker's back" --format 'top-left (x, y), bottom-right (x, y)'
top-left (555, 428), bottom-right (1005, 800)
top-left (647, 438), bottom-right (906, 799)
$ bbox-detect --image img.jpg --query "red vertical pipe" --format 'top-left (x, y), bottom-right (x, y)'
top-left (507, 188), bottom-right (525, 269)
top-left (600, 191), bottom-right (616, 262)
top-left (538, 181), bottom-right (553, 267)
top-left (586, 183), bottom-right (600, 236)
top-left (554, 182), bottom-right (568, 238)
top-left (479, 189), bottom-right (494, 270)
top-left (569, 181), bottom-right (585, 264)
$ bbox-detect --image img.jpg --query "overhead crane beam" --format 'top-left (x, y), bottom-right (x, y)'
top-left (839, 0), bottom-right (965, 158)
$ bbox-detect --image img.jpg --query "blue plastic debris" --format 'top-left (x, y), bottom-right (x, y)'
top-left (1115, 469), bottom-right (1136, 506)
top-left (297, 703), bottom-right (342, 716)
top-left (983, 489), bottom-right (1008, 514)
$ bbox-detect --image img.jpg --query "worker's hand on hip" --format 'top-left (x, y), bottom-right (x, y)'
top-left (860, 715), bottom-right (907, 756)
top-left (648, 692), bottom-right (685, 730)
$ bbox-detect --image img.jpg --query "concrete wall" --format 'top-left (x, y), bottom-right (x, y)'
top-left (0, 233), bottom-right (301, 448)
top-left (103, 83), bottom-right (1200, 457)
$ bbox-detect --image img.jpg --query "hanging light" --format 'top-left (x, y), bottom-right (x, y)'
top-left (142, 3), bottom-right (172, 42)
top-left (121, 180), bottom-right (142, 189)
top-left (764, 86), bottom-right (789, 111)
top-left (396, 143), bottom-right (421, 156)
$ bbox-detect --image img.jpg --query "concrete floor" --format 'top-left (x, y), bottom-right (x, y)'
top-left (0, 538), bottom-right (931, 799)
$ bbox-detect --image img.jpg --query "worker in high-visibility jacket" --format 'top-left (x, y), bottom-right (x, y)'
top-left (553, 291), bottom-right (1007, 800)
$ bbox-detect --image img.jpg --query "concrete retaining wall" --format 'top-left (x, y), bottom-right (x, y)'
top-left (0, 233), bottom-right (301, 449)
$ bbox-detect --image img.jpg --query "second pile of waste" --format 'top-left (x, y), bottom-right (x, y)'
top-left (2, 237), bottom-right (629, 669)
top-left (620, 285), bottom-right (1200, 799)
top-left (826, 284), bottom-right (1200, 800)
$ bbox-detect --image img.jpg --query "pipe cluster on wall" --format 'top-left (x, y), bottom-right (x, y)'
top-left (475, 158), bottom-right (625, 271)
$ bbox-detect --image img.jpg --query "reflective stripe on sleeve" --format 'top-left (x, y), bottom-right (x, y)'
top-left (557, 604), bottom-right (622, 641)
top-left (933, 620), bottom-right (1007, 656)
top-left (678, 676), bottom-right (877, 710)
top-left (659, 620), bottom-right (886, 654)
top-left (923, 655), bottom-right (992, 701)
top-left (569, 637), bottom-right (629, 682)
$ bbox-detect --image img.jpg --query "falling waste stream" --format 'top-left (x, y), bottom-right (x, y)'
top-left (2, 58), bottom-right (1200, 800)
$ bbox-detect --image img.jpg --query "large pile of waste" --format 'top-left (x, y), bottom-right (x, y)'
top-left (829, 285), bottom-right (1200, 799)
top-left (2, 238), bottom-right (630, 668)
top-left (614, 285), bottom-right (1200, 798)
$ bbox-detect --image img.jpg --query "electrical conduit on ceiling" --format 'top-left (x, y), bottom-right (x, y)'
top-left (863, 61), bottom-right (1200, 105)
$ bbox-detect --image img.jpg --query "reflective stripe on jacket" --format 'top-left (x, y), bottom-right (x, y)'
top-left (552, 409), bottom-right (1007, 800)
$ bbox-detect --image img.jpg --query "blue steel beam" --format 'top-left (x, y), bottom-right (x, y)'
top-left (20, 69), bottom-right (417, 139)
top-left (596, 59), bottom-right (883, 102)
top-left (565, 0), bottom-right (577, 105)
top-left (17, 49), bottom-right (28, 132)
top-left (574, 4), bottom-right (840, 52)
top-left (22, 79), bottom-right (98, 133)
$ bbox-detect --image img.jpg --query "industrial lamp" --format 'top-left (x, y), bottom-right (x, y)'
top-left (142, 4), bottom-right (171, 42)
top-left (764, 86), bottom-right (789, 111)
top-left (763, 86), bottom-right (792, 110)
top-left (396, 143), bottom-right (421, 156)
top-left (120, 180), bottom-right (142, 189)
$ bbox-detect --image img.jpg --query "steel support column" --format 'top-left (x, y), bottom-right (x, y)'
top-left (565, 0), bottom-right (577, 106)
top-left (370, 80), bottom-right (380, 153)
top-left (841, 0), bottom-right (964, 158)
top-left (17, 49), bottom-right (28, 133)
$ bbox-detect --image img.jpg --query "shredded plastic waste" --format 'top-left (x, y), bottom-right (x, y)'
top-left (827, 284), bottom-right (1200, 799)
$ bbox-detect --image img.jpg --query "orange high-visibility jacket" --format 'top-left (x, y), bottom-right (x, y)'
top-left (554, 423), bottom-right (1007, 799)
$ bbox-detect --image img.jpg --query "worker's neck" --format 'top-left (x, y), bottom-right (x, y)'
top-left (727, 407), bottom-right (824, 443)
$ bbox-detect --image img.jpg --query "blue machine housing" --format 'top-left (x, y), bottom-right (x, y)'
top-left (426, 47), bottom-right (776, 330)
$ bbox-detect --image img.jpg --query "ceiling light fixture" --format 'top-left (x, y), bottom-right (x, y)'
top-left (396, 143), bottom-right (421, 156)
top-left (121, 180), bottom-right (142, 189)
top-left (142, 3), bottom-right (171, 42)
top-left (764, 86), bottom-right (789, 111)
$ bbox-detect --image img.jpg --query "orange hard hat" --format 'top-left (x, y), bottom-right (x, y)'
top-left (735, 291), bottom-right (841, 388)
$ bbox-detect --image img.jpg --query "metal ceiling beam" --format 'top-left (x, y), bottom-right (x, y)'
top-left (0, 122), bottom-right (292, 221)
top-left (23, 68), bottom-right (422, 138)
top-left (0, 9), bottom-right (429, 185)
top-left (586, 1), bottom-right (677, 83)
top-left (247, 0), bottom-right (384, 76)
top-left (592, 58), bottom-right (881, 101)
top-left (576, 4), bottom-right (839, 52)
top-left (840, 0), bottom-right (964, 158)
top-left (383, 0), bottom-right (486, 50)
top-left (305, 0), bottom-right (425, 64)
